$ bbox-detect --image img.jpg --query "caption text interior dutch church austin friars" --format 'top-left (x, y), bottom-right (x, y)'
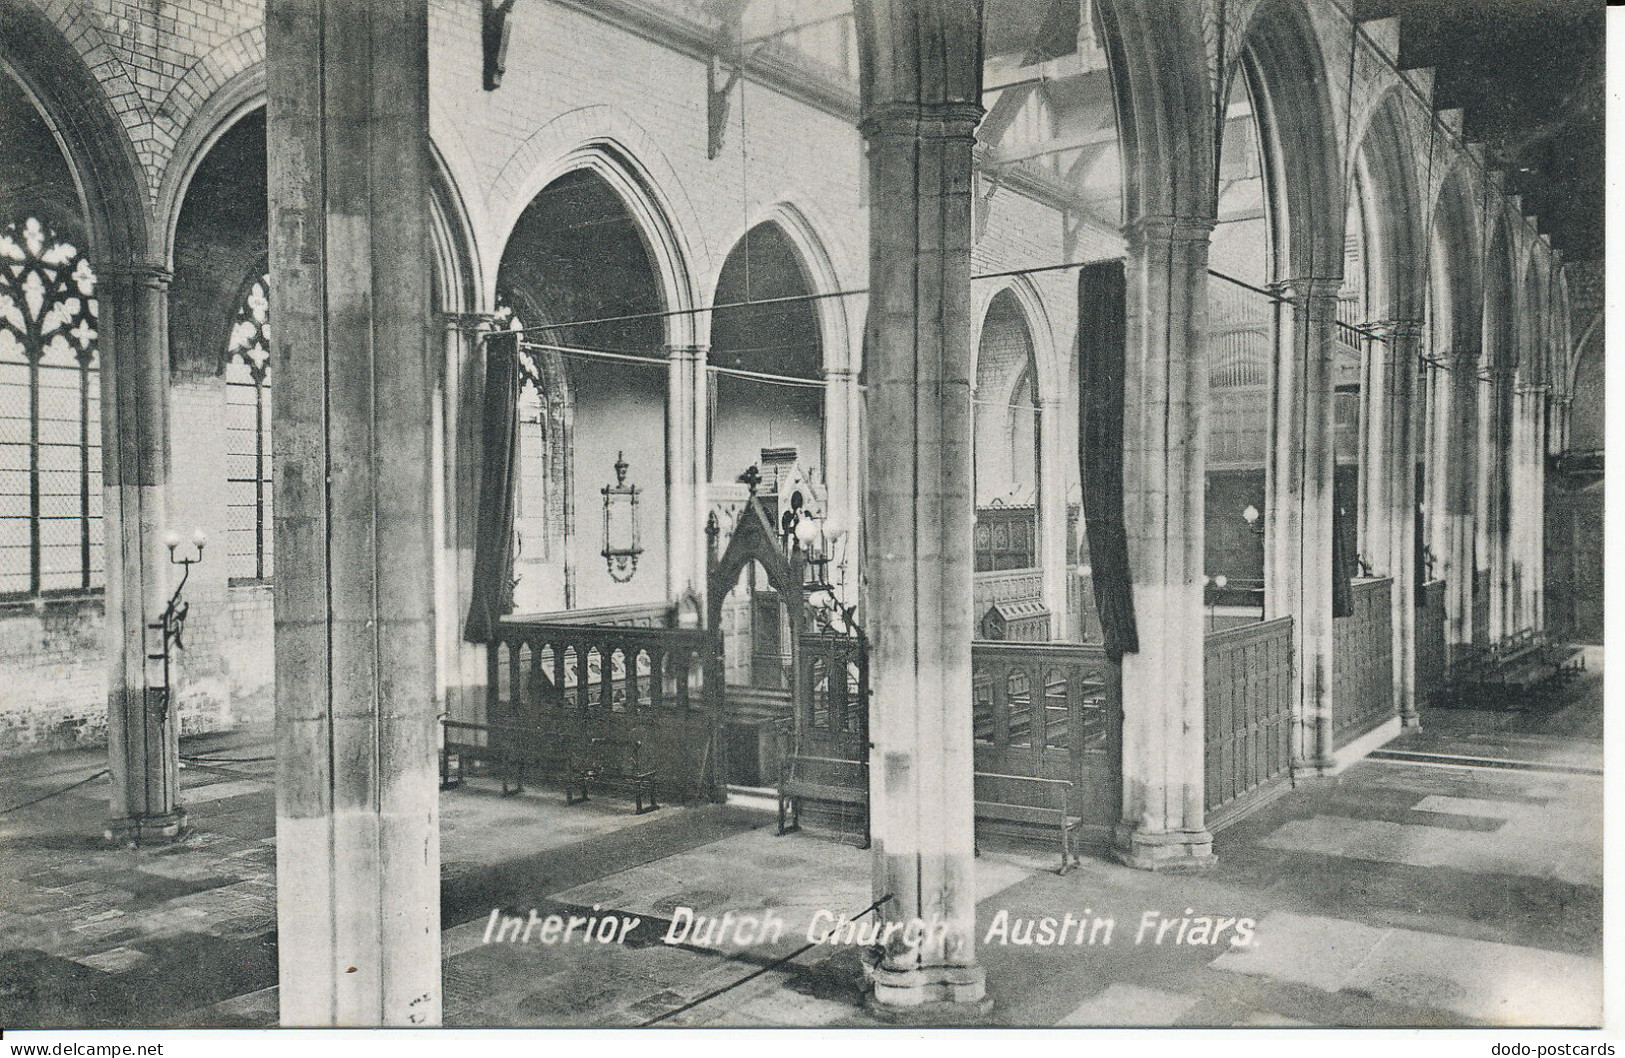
top-left (482, 906), bottom-right (1260, 951)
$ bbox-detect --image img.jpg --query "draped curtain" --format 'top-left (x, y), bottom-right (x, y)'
top-left (464, 328), bottom-right (521, 642)
top-left (1077, 261), bottom-right (1139, 657)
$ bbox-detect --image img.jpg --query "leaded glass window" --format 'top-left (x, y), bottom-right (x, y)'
top-left (0, 215), bottom-right (102, 596)
top-left (224, 271), bottom-right (272, 581)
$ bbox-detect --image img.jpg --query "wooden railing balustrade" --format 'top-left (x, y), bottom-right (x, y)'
top-left (970, 640), bottom-right (1120, 843)
top-left (1415, 579), bottom-right (1449, 705)
top-left (486, 616), bottom-right (716, 801)
top-left (1203, 616), bottom-right (1294, 827)
top-left (1332, 577), bottom-right (1395, 746)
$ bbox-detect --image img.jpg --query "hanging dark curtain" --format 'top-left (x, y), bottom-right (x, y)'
top-left (1077, 261), bottom-right (1139, 658)
top-left (464, 328), bottom-right (522, 643)
top-left (1331, 467), bottom-right (1355, 619)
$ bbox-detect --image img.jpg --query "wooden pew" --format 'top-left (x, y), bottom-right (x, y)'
top-left (440, 718), bottom-right (587, 802)
top-left (973, 771), bottom-right (1081, 876)
top-left (777, 753), bottom-right (870, 847)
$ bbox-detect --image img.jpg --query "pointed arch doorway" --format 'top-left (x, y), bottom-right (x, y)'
top-left (706, 476), bottom-right (867, 811)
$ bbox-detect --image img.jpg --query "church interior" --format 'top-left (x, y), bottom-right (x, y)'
top-left (0, 0), bottom-right (1606, 1029)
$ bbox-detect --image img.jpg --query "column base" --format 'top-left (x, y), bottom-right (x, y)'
top-left (1112, 824), bottom-right (1215, 872)
top-left (105, 807), bottom-right (188, 846)
top-left (864, 951), bottom-right (991, 1019)
top-left (1292, 759), bottom-right (1336, 780)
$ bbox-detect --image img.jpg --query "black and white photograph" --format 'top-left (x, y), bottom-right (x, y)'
top-left (0, 0), bottom-right (1608, 1035)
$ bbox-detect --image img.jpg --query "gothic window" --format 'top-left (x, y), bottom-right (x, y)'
top-left (224, 270), bottom-right (273, 581)
top-left (0, 215), bottom-right (102, 597)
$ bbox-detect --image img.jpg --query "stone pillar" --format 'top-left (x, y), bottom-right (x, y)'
top-left (823, 363), bottom-right (862, 572)
top-left (860, 94), bottom-right (988, 1011)
top-left (267, 0), bottom-right (440, 1026)
top-left (1475, 367), bottom-right (1505, 642)
top-left (1531, 392), bottom-right (1547, 631)
top-left (1037, 395), bottom-right (1069, 639)
top-left (1112, 215), bottom-right (1214, 870)
top-left (668, 343), bottom-right (707, 601)
top-left (1494, 372), bottom-right (1516, 637)
top-left (1358, 330), bottom-right (1389, 573)
top-left (1423, 357), bottom-right (1449, 583)
top-left (100, 261), bottom-right (184, 844)
top-left (1382, 321), bottom-right (1424, 726)
top-left (1265, 278), bottom-right (1340, 774)
top-left (1443, 349), bottom-right (1479, 650)
top-left (442, 312), bottom-right (499, 725)
top-left (1509, 384), bottom-right (1544, 634)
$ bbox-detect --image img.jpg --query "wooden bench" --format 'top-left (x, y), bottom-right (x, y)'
top-left (440, 719), bottom-right (586, 801)
top-left (1442, 630), bottom-right (1582, 708)
top-left (1542, 640), bottom-right (1586, 681)
top-left (777, 753), bottom-right (870, 848)
top-left (441, 721), bottom-right (660, 812)
top-left (973, 771), bottom-right (1081, 876)
top-left (579, 736), bottom-right (660, 814)
top-left (773, 754), bottom-right (1085, 872)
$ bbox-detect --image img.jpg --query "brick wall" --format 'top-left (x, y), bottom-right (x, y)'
top-left (0, 600), bottom-right (108, 754)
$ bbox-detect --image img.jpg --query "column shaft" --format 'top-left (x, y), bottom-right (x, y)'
top-left (1037, 396), bottom-right (1069, 639)
top-left (668, 344), bottom-right (707, 600)
top-left (862, 100), bottom-right (987, 1010)
top-left (1266, 279), bottom-right (1340, 773)
top-left (1531, 394), bottom-right (1547, 630)
top-left (823, 364), bottom-right (862, 564)
top-left (1445, 350), bottom-right (1479, 649)
top-left (267, 0), bottom-right (439, 1026)
top-left (1113, 216), bottom-right (1214, 870)
top-left (102, 263), bottom-right (184, 843)
top-left (1359, 330), bottom-right (1389, 572)
top-left (1383, 322), bottom-right (1423, 725)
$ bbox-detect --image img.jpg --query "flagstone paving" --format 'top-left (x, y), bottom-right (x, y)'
top-left (0, 661), bottom-right (1605, 1029)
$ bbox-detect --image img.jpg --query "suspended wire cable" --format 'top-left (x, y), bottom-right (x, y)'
top-left (638, 893), bottom-right (894, 1027)
top-left (521, 339), bottom-right (831, 390)
top-left (0, 768), bottom-right (108, 816)
top-left (485, 259), bottom-right (1115, 341)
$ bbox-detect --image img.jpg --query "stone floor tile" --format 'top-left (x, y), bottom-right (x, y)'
top-left (73, 946), bottom-right (150, 973)
top-left (1410, 795), bottom-right (1519, 818)
top-left (1056, 983), bottom-right (1201, 1026)
top-left (1209, 911), bottom-right (1390, 992)
top-left (1343, 927), bottom-right (1602, 1026)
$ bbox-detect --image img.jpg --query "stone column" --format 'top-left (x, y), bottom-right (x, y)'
top-left (860, 95), bottom-right (988, 1012)
top-left (1112, 215), bottom-right (1214, 870)
top-left (668, 343), bottom-right (707, 601)
top-left (1422, 357), bottom-right (1449, 583)
top-left (822, 363), bottom-right (862, 573)
top-left (1381, 320), bottom-right (1423, 726)
top-left (1476, 367), bottom-right (1506, 643)
top-left (1531, 392), bottom-right (1547, 631)
top-left (1359, 329), bottom-right (1389, 574)
top-left (100, 261), bottom-right (184, 844)
top-left (267, 0), bottom-right (439, 1026)
top-left (1509, 383), bottom-right (1544, 634)
top-left (1265, 278), bottom-right (1340, 774)
top-left (1037, 395), bottom-right (1069, 639)
top-left (1444, 349), bottom-right (1479, 650)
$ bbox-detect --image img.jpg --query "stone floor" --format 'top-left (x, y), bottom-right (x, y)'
top-left (0, 656), bottom-right (1605, 1029)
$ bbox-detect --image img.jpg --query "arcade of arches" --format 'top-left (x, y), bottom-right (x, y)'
top-left (0, 0), bottom-right (1601, 1026)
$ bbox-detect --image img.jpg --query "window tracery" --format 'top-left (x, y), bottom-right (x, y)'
top-left (0, 215), bottom-right (102, 596)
